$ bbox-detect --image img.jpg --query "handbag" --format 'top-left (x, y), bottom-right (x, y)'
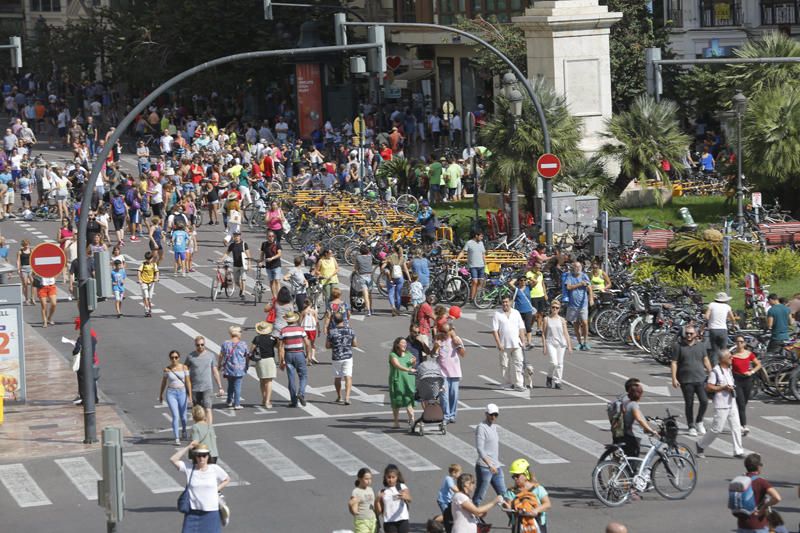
top-left (177, 467), bottom-right (195, 514)
top-left (266, 299), bottom-right (277, 323)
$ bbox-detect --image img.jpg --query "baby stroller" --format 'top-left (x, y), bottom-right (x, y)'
top-left (411, 359), bottom-right (446, 436)
top-left (349, 271), bottom-right (366, 312)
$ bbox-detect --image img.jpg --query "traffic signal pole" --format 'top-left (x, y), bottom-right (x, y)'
top-left (76, 41), bottom-right (382, 444)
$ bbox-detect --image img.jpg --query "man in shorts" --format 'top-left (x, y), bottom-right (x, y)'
top-left (226, 231), bottom-right (250, 299)
top-left (137, 251), bottom-right (159, 317)
top-left (171, 222), bottom-right (189, 277)
top-left (259, 231), bottom-right (282, 297)
top-left (325, 313), bottom-right (358, 405)
top-left (564, 261), bottom-right (594, 351)
top-left (184, 335), bottom-right (224, 424)
top-left (457, 230), bottom-right (486, 303)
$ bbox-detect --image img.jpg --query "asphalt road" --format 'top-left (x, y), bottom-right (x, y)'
top-left (1, 150), bottom-right (799, 533)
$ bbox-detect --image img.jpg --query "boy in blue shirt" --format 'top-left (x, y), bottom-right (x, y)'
top-left (111, 259), bottom-right (126, 318)
top-left (436, 463), bottom-right (462, 525)
top-left (171, 222), bottom-right (189, 276)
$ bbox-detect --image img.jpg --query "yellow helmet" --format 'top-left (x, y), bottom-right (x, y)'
top-left (509, 458), bottom-right (530, 478)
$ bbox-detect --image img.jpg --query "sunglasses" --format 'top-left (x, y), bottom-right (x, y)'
top-left (489, 413), bottom-right (499, 418)
top-left (194, 453), bottom-right (209, 458)
top-left (170, 356), bottom-right (180, 360)
top-left (196, 343), bottom-right (205, 347)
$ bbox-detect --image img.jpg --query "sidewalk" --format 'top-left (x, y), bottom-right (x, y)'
top-left (0, 324), bottom-right (131, 462)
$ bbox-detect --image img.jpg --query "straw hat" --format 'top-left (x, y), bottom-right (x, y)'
top-left (285, 312), bottom-right (300, 324)
top-left (255, 321), bottom-right (274, 335)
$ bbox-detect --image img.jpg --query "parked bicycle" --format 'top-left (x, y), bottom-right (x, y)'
top-left (210, 259), bottom-right (234, 301)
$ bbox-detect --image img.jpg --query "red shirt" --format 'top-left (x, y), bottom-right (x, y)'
top-left (738, 475), bottom-right (772, 529)
top-left (417, 302), bottom-right (434, 335)
top-left (731, 352), bottom-right (756, 376)
top-left (261, 156), bottom-right (273, 178)
top-left (189, 164), bottom-right (204, 184)
top-left (380, 147), bottom-right (393, 161)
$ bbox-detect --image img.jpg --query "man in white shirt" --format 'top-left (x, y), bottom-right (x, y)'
top-left (704, 292), bottom-right (736, 365)
top-left (492, 296), bottom-right (527, 391)
top-left (274, 117), bottom-right (289, 143)
top-left (696, 350), bottom-right (744, 458)
top-left (450, 111), bottom-right (462, 147)
top-left (159, 129), bottom-right (174, 157)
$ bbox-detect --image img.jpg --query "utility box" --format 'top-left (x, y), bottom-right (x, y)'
top-left (552, 192), bottom-right (576, 234)
top-left (607, 216), bottom-right (634, 246)
top-left (574, 195), bottom-right (600, 230)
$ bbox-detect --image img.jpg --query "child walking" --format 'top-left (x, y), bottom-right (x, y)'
top-left (300, 298), bottom-right (319, 364)
top-left (111, 259), bottom-right (126, 318)
top-left (349, 467), bottom-right (377, 533)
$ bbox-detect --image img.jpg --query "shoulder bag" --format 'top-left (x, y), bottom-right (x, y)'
top-left (177, 466), bottom-right (195, 514)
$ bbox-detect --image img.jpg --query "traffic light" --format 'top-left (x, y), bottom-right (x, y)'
top-left (263, 0), bottom-right (273, 20)
top-left (367, 25), bottom-right (386, 74)
top-left (9, 36), bottom-right (21, 70)
top-left (334, 12), bottom-right (347, 46)
top-left (98, 427), bottom-right (125, 524)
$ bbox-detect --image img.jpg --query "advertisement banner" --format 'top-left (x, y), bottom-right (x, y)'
top-left (0, 307), bottom-right (21, 401)
top-left (295, 63), bottom-right (322, 139)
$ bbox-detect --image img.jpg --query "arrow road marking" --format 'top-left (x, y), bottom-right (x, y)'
top-left (182, 308), bottom-right (247, 325)
top-left (349, 385), bottom-right (385, 404)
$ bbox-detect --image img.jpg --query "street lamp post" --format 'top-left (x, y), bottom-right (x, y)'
top-left (503, 73), bottom-right (523, 239)
top-left (733, 90), bottom-right (747, 230)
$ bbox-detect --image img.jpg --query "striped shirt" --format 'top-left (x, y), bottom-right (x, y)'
top-left (279, 325), bottom-right (306, 352)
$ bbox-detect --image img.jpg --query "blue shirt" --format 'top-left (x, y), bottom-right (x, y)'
top-left (111, 269), bottom-right (126, 292)
top-left (0, 172), bottom-right (11, 185)
top-left (565, 272), bottom-right (590, 309)
top-left (768, 303), bottom-right (791, 341)
top-left (172, 229), bottom-right (189, 253)
top-left (410, 258), bottom-right (430, 287)
top-left (700, 152), bottom-right (714, 171)
top-left (513, 285), bottom-right (534, 314)
top-left (437, 475), bottom-right (457, 510)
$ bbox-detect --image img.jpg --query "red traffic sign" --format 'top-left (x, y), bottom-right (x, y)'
top-left (537, 153), bottom-right (562, 179)
top-left (30, 243), bottom-right (66, 278)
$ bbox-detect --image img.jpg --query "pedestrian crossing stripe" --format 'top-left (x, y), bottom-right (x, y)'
top-left (296, 434), bottom-right (376, 476)
top-left (124, 451), bottom-right (183, 493)
top-left (530, 421), bottom-right (607, 457)
top-left (55, 457), bottom-right (101, 500)
top-left (355, 430), bottom-right (440, 471)
top-left (237, 439), bottom-right (315, 481)
top-left (0, 464), bottom-right (52, 507)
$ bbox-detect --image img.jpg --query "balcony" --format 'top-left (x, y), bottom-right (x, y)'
top-left (761, 0), bottom-right (798, 24)
top-left (0, 1), bottom-right (22, 14)
top-left (667, 5), bottom-right (685, 27)
top-left (699, 0), bottom-right (742, 26)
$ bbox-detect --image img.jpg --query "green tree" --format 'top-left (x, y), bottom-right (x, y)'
top-left (599, 95), bottom-right (690, 195)
top-left (479, 77), bottom-right (583, 214)
top-left (727, 31), bottom-right (800, 96)
top-left (558, 156), bottom-right (616, 211)
top-left (453, 15), bottom-right (528, 77)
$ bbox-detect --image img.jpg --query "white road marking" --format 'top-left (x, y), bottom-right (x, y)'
top-left (55, 457), bottom-right (101, 500)
top-left (56, 286), bottom-right (71, 301)
top-left (0, 464), bottom-right (52, 507)
top-left (355, 430), bottom-right (440, 471)
top-left (529, 421), bottom-right (606, 457)
top-left (457, 400), bottom-right (471, 409)
top-left (124, 281), bottom-right (142, 297)
top-left (463, 338), bottom-right (487, 350)
top-left (425, 432), bottom-right (479, 464)
top-left (296, 434), bottom-right (374, 475)
top-left (762, 415), bottom-right (800, 432)
top-left (172, 323), bottom-right (220, 352)
top-left (237, 439), bottom-right (315, 481)
top-left (159, 277), bottom-right (194, 294)
top-left (161, 315), bottom-right (176, 320)
top-left (745, 425), bottom-right (800, 454)
top-left (188, 270), bottom-right (215, 288)
top-left (124, 451), bottom-right (183, 493)
top-left (478, 374), bottom-right (529, 399)
top-left (609, 371), bottom-right (670, 396)
top-left (269, 380), bottom-right (328, 417)
top-left (469, 425), bottom-right (568, 464)
top-left (538, 371), bottom-right (608, 402)
top-left (586, 419), bottom-right (645, 439)
top-left (215, 460), bottom-right (250, 487)
top-left (151, 308), bottom-right (164, 314)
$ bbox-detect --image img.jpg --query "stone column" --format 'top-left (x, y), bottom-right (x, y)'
top-left (513, 2), bottom-right (622, 154)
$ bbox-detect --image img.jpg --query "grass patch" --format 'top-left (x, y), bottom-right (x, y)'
top-left (430, 199), bottom-right (481, 240)
top-left (620, 196), bottom-right (732, 229)
top-left (700, 275), bottom-right (800, 312)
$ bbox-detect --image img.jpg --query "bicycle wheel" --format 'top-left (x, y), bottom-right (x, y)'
top-left (245, 203), bottom-right (260, 227)
top-left (787, 367), bottom-right (800, 401)
top-left (373, 266), bottom-right (389, 297)
top-left (223, 271), bottom-right (234, 298)
top-left (194, 209), bottom-right (203, 227)
top-left (211, 275), bottom-right (219, 301)
top-left (254, 282), bottom-right (265, 305)
top-left (592, 460), bottom-right (632, 507)
top-left (651, 453), bottom-right (697, 500)
top-left (443, 278), bottom-right (469, 307)
top-left (473, 286), bottom-right (496, 309)
top-left (668, 441), bottom-right (697, 465)
top-left (395, 194), bottom-right (419, 215)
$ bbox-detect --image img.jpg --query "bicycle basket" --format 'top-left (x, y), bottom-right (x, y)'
top-left (662, 418), bottom-right (679, 443)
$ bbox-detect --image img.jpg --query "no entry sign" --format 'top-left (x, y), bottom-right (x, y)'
top-left (537, 153), bottom-right (562, 179)
top-left (30, 243), bottom-right (66, 278)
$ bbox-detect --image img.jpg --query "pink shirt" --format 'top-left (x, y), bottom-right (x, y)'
top-left (266, 209), bottom-right (283, 230)
top-left (436, 338), bottom-right (462, 378)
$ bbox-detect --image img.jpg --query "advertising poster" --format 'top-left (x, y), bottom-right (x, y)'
top-left (0, 307), bottom-right (21, 400)
top-left (296, 63), bottom-right (323, 139)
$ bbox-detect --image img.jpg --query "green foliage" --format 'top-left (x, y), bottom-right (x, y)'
top-left (376, 157), bottom-right (413, 191)
top-left (728, 32), bottom-right (800, 96)
top-left (662, 64), bottom-right (730, 124)
top-left (620, 195), bottom-right (731, 230)
top-left (733, 248), bottom-right (800, 282)
top-left (600, 95), bottom-right (691, 196)
top-left (557, 156), bottom-right (617, 212)
top-left (452, 16), bottom-right (528, 77)
top-left (663, 230), bottom-right (756, 275)
top-left (631, 260), bottom-right (724, 291)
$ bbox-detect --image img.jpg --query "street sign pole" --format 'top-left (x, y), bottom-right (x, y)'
top-left (536, 154), bottom-right (562, 249)
top-left (723, 234), bottom-right (731, 296)
top-left (466, 112), bottom-right (479, 232)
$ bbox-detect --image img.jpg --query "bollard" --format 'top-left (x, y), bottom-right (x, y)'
top-left (678, 207), bottom-right (697, 228)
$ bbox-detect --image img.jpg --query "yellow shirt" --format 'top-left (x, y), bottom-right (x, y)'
top-left (138, 262), bottom-right (158, 284)
top-left (317, 257), bottom-right (339, 286)
top-left (528, 271), bottom-right (545, 298)
top-left (590, 269), bottom-right (606, 291)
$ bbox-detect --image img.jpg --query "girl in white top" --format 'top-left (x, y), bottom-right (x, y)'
top-left (451, 473), bottom-right (503, 533)
top-left (542, 300), bottom-right (572, 389)
top-left (705, 292), bottom-right (737, 365)
top-left (170, 443), bottom-right (229, 532)
top-left (300, 298), bottom-right (319, 364)
top-left (375, 466), bottom-right (412, 533)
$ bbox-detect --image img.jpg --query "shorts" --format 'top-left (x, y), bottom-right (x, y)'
top-left (266, 267), bottom-right (282, 281)
top-left (21, 193), bottom-right (31, 203)
top-left (566, 305), bottom-right (588, 323)
top-left (305, 330), bottom-right (317, 343)
top-left (448, 187), bottom-right (457, 197)
top-left (140, 282), bottom-right (155, 299)
top-left (55, 189), bottom-right (68, 200)
top-left (354, 273), bottom-right (372, 291)
top-left (149, 241), bottom-right (162, 252)
top-left (112, 215), bottom-right (125, 231)
top-left (469, 267), bottom-right (485, 280)
top-left (520, 311), bottom-right (534, 333)
top-left (174, 250), bottom-right (186, 261)
top-left (37, 285), bottom-right (57, 299)
top-left (332, 358), bottom-right (353, 378)
top-left (4, 189), bottom-right (14, 205)
top-left (130, 209), bottom-right (140, 224)
top-left (113, 290), bottom-right (124, 301)
top-left (384, 520), bottom-right (409, 533)
top-left (430, 184), bottom-right (440, 195)
top-left (255, 357), bottom-right (277, 380)
top-left (192, 390), bottom-right (213, 409)
top-left (233, 266), bottom-right (247, 284)
top-left (532, 296), bottom-right (547, 314)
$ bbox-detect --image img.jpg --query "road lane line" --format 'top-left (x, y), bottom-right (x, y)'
top-left (0, 464), bottom-right (52, 507)
top-left (354, 430), bottom-right (440, 471)
top-left (586, 419), bottom-right (645, 439)
top-left (55, 457), bottom-right (101, 500)
top-left (762, 415), bottom-right (800, 432)
top-left (215, 460), bottom-right (250, 486)
top-left (159, 277), bottom-right (194, 294)
top-left (463, 338), bottom-right (487, 350)
top-left (529, 421), bottom-right (606, 457)
top-left (744, 425), bottom-right (800, 454)
top-left (188, 270), bottom-right (215, 289)
top-left (172, 323), bottom-right (221, 352)
top-left (237, 439), bottom-right (315, 481)
top-left (124, 281), bottom-right (142, 297)
top-left (478, 374), bottom-right (529, 399)
top-left (296, 434), bottom-right (375, 475)
top-left (425, 433), bottom-right (479, 465)
top-left (469, 424), bottom-right (568, 464)
top-left (538, 371), bottom-right (608, 402)
top-left (124, 451), bottom-right (183, 493)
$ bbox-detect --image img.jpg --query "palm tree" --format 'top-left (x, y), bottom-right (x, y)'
top-left (479, 77), bottom-right (583, 214)
top-left (599, 95), bottom-right (690, 196)
top-left (727, 32), bottom-right (800, 97)
top-left (558, 156), bottom-right (617, 212)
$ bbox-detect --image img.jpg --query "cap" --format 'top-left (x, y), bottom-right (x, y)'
top-left (486, 403), bottom-right (499, 415)
top-left (421, 200), bottom-right (429, 206)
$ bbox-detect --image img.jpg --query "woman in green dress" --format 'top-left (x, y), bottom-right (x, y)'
top-left (388, 337), bottom-right (417, 429)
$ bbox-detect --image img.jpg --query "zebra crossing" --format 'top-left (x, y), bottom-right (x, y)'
top-left (3, 412), bottom-right (800, 509)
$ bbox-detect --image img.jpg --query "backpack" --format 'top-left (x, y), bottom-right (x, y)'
top-left (112, 196), bottom-right (126, 215)
top-left (249, 341), bottom-right (263, 362)
top-left (728, 475), bottom-right (759, 518)
top-left (511, 489), bottom-right (540, 533)
top-left (607, 394), bottom-right (627, 441)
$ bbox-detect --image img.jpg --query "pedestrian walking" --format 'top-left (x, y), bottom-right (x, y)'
top-left (415, 293), bottom-right (435, 348)
top-left (190, 405), bottom-right (218, 463)
top-left (434, 325), bottom-right (465, 424)
top-left (217, 326), bottom-right (248, 410)
top-left (264, 286), bottom-right (295, 333)
top-left (170, 443), bottom-right (230, 533)
top-left (451, 473), bottom-right (503, 533)
top-left (436, 463), bottom-right (462, 525)
top-left (349, 468), bottom-right (377, 533)
top-left (526, 263), bottom-right (548, 336)
top-left (457, 230), bottom-right (486, 303)
top-left (278, 311), bottom-right (311, 407)
top-left (137, 250), bottom-right (159, 317)
top-left (732, 453), bottom-right (782, 533)
top-left (406, 323), bottom-right (433, 369)
top-left (284, 255), bottom-right (307, 310)
top-left (251, 321), bottom-right (278, 408)
top-left (730, 335), bottom-right (761, 436)
top-left (542, 300), bottom-right (571, 389)
top-left (473, 403), bottom-right (504, 505)
top-left (159, 350), bottom-right (192, 445)
top-left (326, 312), bottom-right (358, 405)
top-left (111, 259), bottom-right (126, 318)
top-left (564, 261), bottom-right (594, 350)
top-left (260, 230), bottom-right (283, 297)
top-left (670, 326), bottom-right (711, 436)
top-left (72, 318), bottom-right (99, 406)
top-left (376, 465), bottom-right (412, 533)
top-left (17, 239), bottom-right (33, 304)
top-left (185, 336), bottom-right (224, 425)
top-left (322, 287), bottom-right (350, 333)
top-left (314, 248), bottom-right (339, 306)
top-left (696, 350), bottom-right (744, 458)
top-left (766, 294), bottom-right (794, 353)
top-left (353, 244), bottom-right (374, 316)
top-left (383, 244), bottom-right (409, 316)
top-left (705, 291), bottom-right (736, 365)
top-left (492, 296), bottom-right (526, 392)
top-left (388, 337), bottom-right (417, 429)
top-left (225, 232), bottom-right (250, 299)
top-left (37, 275), bottom-right (57, 328)
top-left (510, 277), bottom-right (535, 349)
top-left (300, 299), bottom-right (320, 364)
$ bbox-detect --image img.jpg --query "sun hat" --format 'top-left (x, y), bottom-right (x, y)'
top-left (285, 312), bottom-right (300, 323)
top-left (192, 444), bottom-right (210, 455)
top-left (255, 321), bottom-right (274, 335)
top-left (714, 291), bottom-right (732, 302)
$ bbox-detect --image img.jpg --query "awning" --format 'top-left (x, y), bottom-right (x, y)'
top-left (391, 69), bottom-right (435, 84)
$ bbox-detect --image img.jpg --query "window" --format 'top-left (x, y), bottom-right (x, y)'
top-left (438, 58), bottom-right (455, 105)
top-left (437, 0), bottom-right (526, 24)
top-left (699, 0), bottom-right (740, 25)
top-left (30, 0), bottom-right (61, 11)
top-left (761, 0), bottom-right (798, 24)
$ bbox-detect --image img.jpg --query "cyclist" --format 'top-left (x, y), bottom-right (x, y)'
top-left (505, 458), bottom-right (551, 533)
top-left (617, 378), bottom-right (658, 458)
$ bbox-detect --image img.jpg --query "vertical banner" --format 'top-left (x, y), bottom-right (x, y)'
top-left (0, 285), bottom-right (24, 402)
top-left (295, 63), bottom-right (322, 139)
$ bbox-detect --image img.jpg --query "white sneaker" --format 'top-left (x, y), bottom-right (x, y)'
top-left (696, 422), bottom-right (707, 435)
top-left (688, 426), bottom-right (698, 437)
